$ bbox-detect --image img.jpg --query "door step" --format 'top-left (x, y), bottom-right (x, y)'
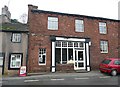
top-left (75, 69), bottom-right (87, 73)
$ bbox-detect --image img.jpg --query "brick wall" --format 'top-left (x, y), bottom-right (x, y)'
top-left (118, 22), bottom-right (120, 58)
top-left (28, 5), bottom-right (119, 72)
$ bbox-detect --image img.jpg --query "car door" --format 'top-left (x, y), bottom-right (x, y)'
top-left (113, 60), bottom-right (120, 73)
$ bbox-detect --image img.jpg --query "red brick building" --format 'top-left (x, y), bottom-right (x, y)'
top-left (28, 4), bottom-right (119, 73)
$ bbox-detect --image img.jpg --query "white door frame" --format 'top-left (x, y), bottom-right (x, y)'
top-left (74, 50), bottom-right (86, 70)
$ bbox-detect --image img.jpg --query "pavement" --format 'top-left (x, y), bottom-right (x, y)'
top-left (2, 70), bottom-right (105, 80)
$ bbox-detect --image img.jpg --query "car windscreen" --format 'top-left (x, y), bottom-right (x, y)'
top-left (102, 59), bottom-right (111, 64)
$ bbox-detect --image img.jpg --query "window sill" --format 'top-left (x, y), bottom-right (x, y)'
top-left (101, 52), bottom-right (108, 54)
top-left (48, 29), bottom-right (58, 31)
top-left (39, 64), bottom-right (46, 65)
top-left (67, 60), bottom-right (74, 64)
top-left (99, 33), bottom-right (107, 35)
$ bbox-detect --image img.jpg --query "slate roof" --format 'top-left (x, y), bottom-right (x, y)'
top-left (0, 22), bottom-right (28, 32)
top-left (31, 9), bottom-right (120, 22)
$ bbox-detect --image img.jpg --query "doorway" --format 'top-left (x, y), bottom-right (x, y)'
top-left (74, 50), bottom-right (86, 70)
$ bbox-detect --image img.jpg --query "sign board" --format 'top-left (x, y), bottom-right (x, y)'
top-left (19, 66), bottom-right (26, 76)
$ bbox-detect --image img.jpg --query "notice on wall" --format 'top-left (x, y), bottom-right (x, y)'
top-left (19, 66), bottom-right (26, 76)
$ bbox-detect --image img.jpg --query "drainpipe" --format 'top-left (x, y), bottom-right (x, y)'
top-left (26, 31), bottom-right (29, 76)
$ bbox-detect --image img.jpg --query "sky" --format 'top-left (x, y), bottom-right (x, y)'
top-left (0, 0), bottom-right (120, 23)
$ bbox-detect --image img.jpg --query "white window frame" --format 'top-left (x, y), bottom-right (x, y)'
top-left (100, 41), bottom-right (108, 53)
top-left (48, 17), bottom-right (58, 30)
top-left (0, 57), bottom-right (3, 66)
top-left (12, 33), bottom-right (21, 42)
top-left (55, 41), bottom-right (84, 64)
top-left (10, 54), bottom-right (22, 68)
top-left (75, 19), bottom-right (84, 32)
top-left (99, 22), bottom-right (107, 34)
top-left (39, 48), bottom-right (46, 65)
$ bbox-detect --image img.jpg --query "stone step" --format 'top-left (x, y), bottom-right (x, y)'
top-left (75, 69), bottom-right (88, 73)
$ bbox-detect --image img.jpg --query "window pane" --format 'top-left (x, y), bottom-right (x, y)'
top-left (102, 59), bottom-right (111, 64)
top-left (10, 54), bottom-right (22, 68)
top-left (74, 42), bottom-right (78, 47)
top-left (56, 41), bottom-right (61, 47)
top-left (114, 60), bottom-right (120, 65)
top-left (99, 22), bottom-right (107, 34)
top-left (62, 48), bottom-right (67, 64)
top-left (55, 48), bottom-right (61, 64)
top-left (62, 41), bottom-right (67, 47)
top-left (79, 42), bottom-right (84, 48)
top-left (75, 19), bottom-right (84, 32)
top-left (68, 49), bottom-right (73, 60)
top-left (48, 17), bottom-right (58, 30)
top-left (0, 57), bottom-right (3, 66)
top-left (68, 42), bottom-right (73, 47)
top-left (12, 33), bottom-right (21, 42)
top-left (100, 41), bottom-right (108, 53)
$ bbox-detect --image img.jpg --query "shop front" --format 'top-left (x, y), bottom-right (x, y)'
top-left (51, 36), bottom-right (91, 72)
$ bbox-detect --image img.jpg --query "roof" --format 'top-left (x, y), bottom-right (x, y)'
top-left (0, 23), bottom-right (28, 32)
top-left (31, 9), bottom-right (120, 22)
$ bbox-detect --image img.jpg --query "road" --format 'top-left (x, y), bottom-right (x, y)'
top-left (1, 71), bottom-right (120, 87)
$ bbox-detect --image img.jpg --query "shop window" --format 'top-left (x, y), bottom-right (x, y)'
top-left (62, 48), bottom-right (67, 64)
top-left (68, 49), bottom-right (73, 60)
top-left (74, 42), bottom-right (79, 47)
top-left (62, 41), bottom-right (67, 47)
top-left (56, 41), bottom-right (61, 47)
top-left (39, 48), bottom-right (46, 65)
top-left (55, 48), bottom-right (61, 64)
top-left (55, 41), bottom-right (84, 64)
top-left (79, 42), bottom-right (84, 48)
top-left (9, 53), bottom-right (22, 69)
top-left (68, 42), bottom-right (73, 47)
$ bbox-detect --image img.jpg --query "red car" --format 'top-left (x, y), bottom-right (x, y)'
top-left (99, 58), bottom-right (120, 76)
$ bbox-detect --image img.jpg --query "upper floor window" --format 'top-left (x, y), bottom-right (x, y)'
top-left (75, 19), bottom-right (84, 32)
top-left (99, 22), bottom-right (107, 34)
top-left (12, 33), bottom-right (21, 43)
top-left (48, 17), bottom-right (58, 30)
top-left (100, 40), bottom-right (108, 53)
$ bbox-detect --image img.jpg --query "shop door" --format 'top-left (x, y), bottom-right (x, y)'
top-left (74, 50), bottom-right (86, 70)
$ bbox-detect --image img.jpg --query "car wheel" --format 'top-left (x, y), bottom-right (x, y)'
top-left (111, 70), bottom-right (117, 76)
